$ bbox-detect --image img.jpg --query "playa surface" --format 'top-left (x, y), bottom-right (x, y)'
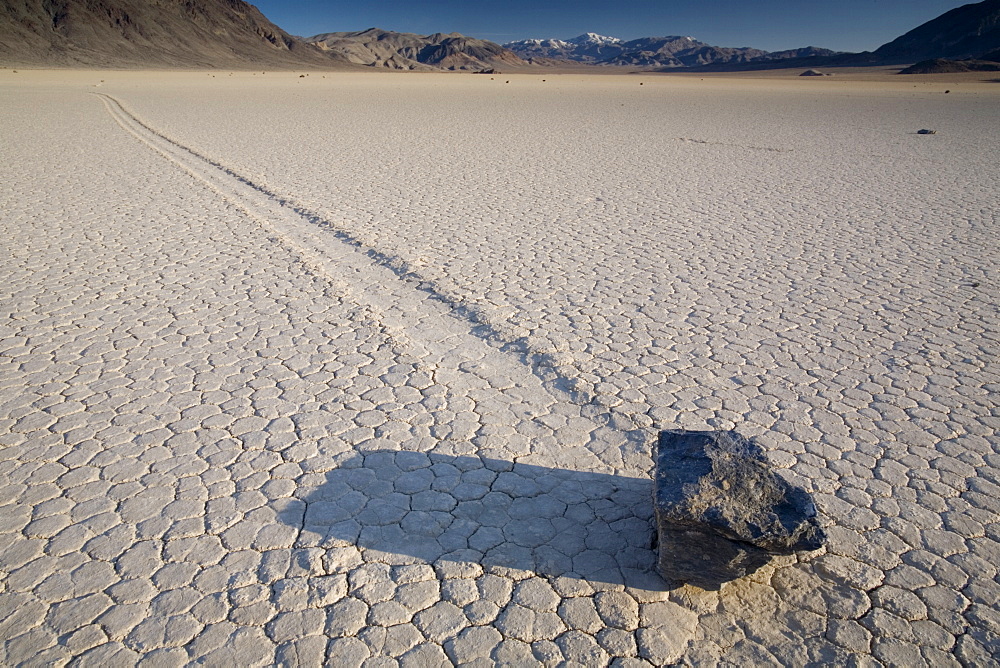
top-left (1, 68), bottom-right (998, 665)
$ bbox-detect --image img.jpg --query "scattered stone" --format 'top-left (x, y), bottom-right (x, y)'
top-left (653, 430), bottom-right (826, 589)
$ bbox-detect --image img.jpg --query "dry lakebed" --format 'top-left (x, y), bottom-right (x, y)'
top-left (1, 68), bottom-right (998, 666)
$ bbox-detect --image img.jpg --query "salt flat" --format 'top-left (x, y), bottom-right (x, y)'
top-left (1, 69), bottom-right (998, 665)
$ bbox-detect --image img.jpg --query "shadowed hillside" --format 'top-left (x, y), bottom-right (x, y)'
top-left (872, 0), bottom-right (1000, 63)
top-left (673, 0), bottom-right (1000, 72)
top-left (0, 0), bottom-right (350, 68)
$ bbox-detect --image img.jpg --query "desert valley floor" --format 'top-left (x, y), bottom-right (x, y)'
top-left (1, 69), bottom-right (998, 666)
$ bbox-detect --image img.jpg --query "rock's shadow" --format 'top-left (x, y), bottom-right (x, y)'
top-left (283, 449), bottom-right (663, 589)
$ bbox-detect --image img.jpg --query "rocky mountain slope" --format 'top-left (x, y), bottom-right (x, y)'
top-left (306, 28), bottom-right (527, 71)
top-left (0, 0), bottom-right (346, 68)
top-left (504, 32), bottom-right (836, 68)
top-left (872, 0), bottom-right (1000, 63)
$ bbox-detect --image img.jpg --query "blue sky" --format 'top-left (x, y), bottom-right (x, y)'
top-left (253, 0), bottom-right (968, 53)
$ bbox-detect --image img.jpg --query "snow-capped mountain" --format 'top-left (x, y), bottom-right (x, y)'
top-left (504, 32), bottom-right (630, 62)
top-left (503, 33), bottom-right (837, 68)
top-left (565, 32), bottom-right (622, 46)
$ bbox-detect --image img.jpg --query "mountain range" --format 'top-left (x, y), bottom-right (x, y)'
top-left (503, 32), bottom-right (837, 68)
top-left (1, 0), bottom-right (998, 71)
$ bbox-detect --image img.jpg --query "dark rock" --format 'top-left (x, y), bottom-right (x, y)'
top-left (800, 68), bottom-right (827, 76)
top-left (653, 429), bottom-right (825, 589)
top-left (474, 68), bottom-right (499, 74)
top-left (918, 129), bottom-right (938, 134)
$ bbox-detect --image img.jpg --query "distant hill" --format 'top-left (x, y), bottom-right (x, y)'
top-left (872, 0), bottom-right (1000, 63)
top-left (306, 28), bottom-right (527, 71)
top-left (0, 0), bottom-right (347, 68)
top-left (503, 32), bottom-right (837, 68)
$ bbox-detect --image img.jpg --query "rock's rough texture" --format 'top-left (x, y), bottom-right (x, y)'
top-left (654, 430), bottom-right (826, 589)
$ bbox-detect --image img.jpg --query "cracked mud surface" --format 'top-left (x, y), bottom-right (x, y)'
top-left (1, 71), bottom-right (998, 666)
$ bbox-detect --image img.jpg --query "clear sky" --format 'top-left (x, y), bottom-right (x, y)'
top-left (252, 0), bottom-right (969, 53)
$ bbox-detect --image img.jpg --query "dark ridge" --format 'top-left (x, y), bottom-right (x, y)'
top-left (873, 0), bottom-right (1000, 63)
top-left (900, 57), bottom-right (1000, 73)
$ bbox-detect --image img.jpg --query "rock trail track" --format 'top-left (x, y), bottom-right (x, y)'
top-left (93, 91), bottom-right (651, 475)
top-left (0, 76), bottom-right (998, 666)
